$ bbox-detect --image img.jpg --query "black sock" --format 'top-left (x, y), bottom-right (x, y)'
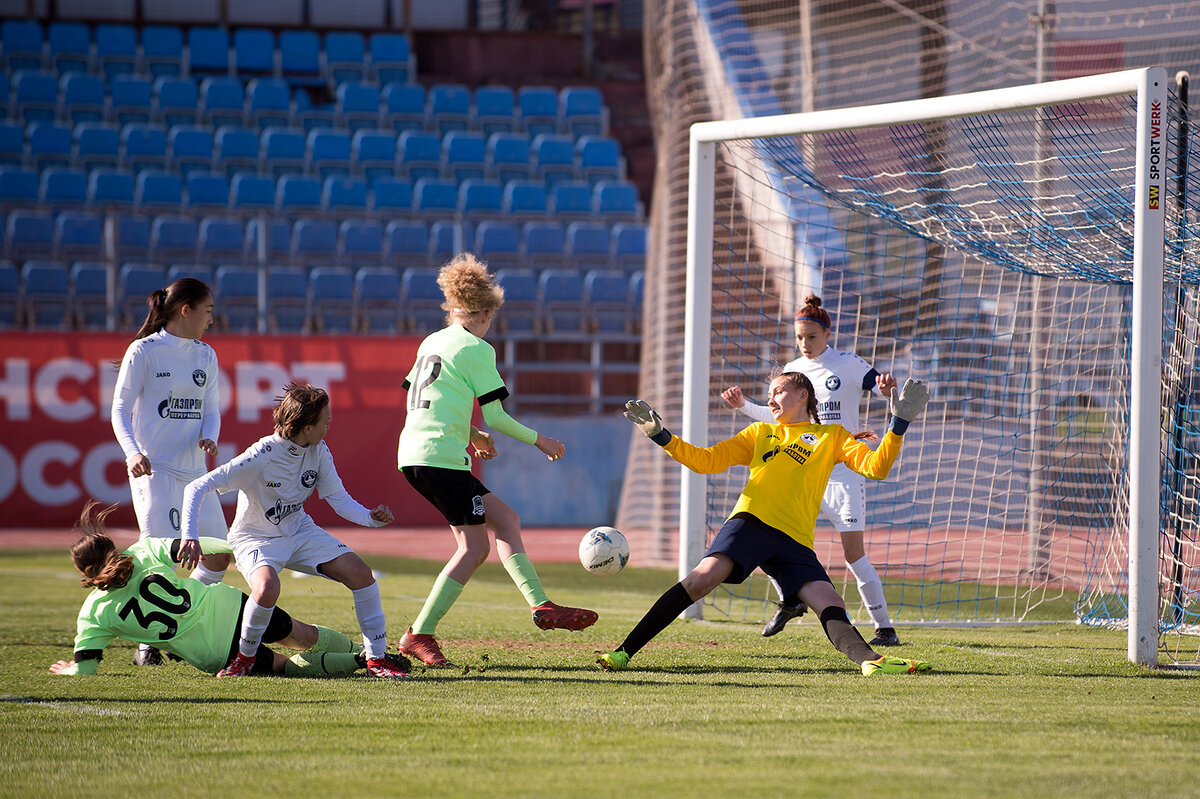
top-left (819, 606), bottom-right (878, 665)
top-left (618, 582), bottom-right (695, 658)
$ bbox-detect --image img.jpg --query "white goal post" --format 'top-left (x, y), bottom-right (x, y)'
top-left (681, 67), bottom-right (1168, 666)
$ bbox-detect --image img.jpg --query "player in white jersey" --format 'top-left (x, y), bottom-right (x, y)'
top-left (180, 383), bottom-right (406, 679)
top-left (722, 294), bottom-right (902, 646)
top-left (111, 278), bottom-right (230, 665)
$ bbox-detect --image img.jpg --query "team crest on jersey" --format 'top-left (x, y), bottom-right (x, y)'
top-left (192, 369), bottom-right (207, 387)
top-left (825, 376), bottom-right (841, 391)
top-left (301, 469), bottom-right (318, 488)
top-left (800, 433), bottom-right (818, 446)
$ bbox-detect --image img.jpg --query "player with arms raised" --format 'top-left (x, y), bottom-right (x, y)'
top-left (723, 295), bottom-right (902, 646)
top-left (395, 253), bottom-right (597, 667)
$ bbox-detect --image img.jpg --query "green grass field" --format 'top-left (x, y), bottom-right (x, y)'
top-left (2, 547), bottom-right (1198, 798)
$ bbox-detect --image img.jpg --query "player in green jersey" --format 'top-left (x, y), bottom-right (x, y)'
top-left (49, 501), bottom-right (409, 678)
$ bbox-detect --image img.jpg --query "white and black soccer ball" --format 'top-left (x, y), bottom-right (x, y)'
top-left (578, 526), bottom-right (630, 576)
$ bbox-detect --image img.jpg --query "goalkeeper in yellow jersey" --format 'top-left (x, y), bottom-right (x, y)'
top-left (598, 370), bottom-right (932, 676)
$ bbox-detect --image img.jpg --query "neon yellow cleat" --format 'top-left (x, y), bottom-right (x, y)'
top-left (597, 650), bottom-right (630, 671)
top-left (862, 655), bottom-right (932, 676)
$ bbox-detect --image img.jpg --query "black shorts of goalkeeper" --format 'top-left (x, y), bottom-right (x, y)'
top-left (705, 512), bottom-right (833, 599)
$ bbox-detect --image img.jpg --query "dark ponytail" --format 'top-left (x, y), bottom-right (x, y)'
top-left (71, 500), bottom-right (134, 591)
top-left (131, 278), bottom-right (212, 341)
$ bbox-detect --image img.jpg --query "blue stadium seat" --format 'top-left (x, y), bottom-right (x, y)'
top-left (119, 263), bottom-right (167, 323)
top-left (401, 268), bottom-right (445, 333)
top-left (0, 123), bottom-right (23, 166)
top-left (475, 220), bottom-right (521, 271)
top-left (121, 123), bottom-right (168, 172)
top-left (40, 167), bottom-right (88, 208)
top-left (213, 264), bottom-right (258, 331)
top-left (0, 261), bottom-right (18, 328)
top-left (369, 33), bottom-right (412, 85)
top-left (280, 31), bottom-right (322, 87)
top-left (493, 268), bottom-right (539, 333)
top-left (532, 133), bottom-right (578, 186)
top-left (29, 123), bottom-right (73, 170)
top-left (294, 89), bottom-right (337, 132)
top-left (233, 28), bottom-right (275, 78)
top-left (371, 177), bottom-right (413, 216)
top-left (429, 83), bottom-right (471, 135)
top-left (612, 222), bottom-right (647, 274)
top-left (230, 171), bottom-right (275, 214)
top-left (136, 169), bottom-right (183, 211)
top-left (307, 129), bottom-right (352, 178)
top-left (567, 221), bottom-right (613, 271)
top-left (186, 171), bottom-right (230, 210)
top-left (593, 180), bottom-right (641, 221)
top-left (339, 219), bottom-right (383, 266)
top-left (503, 179), bottom-right (549, 220)
top-left (111, 75), bottom-right (153, 125)
top-left (560, 86), bottom-right (607, 136)
top-left (96, 24), bottom-right (138, 80)
top-left (266, 266), bottom-right (310, 332)
top-left (354, 267), bottom-right (401, 333)
top-left (168, 125), bottom-right (215, 176)
top-left (551, 180), bottom-right (594, 221)
top-left (521, 221), bottom-right (566, 271)
top-left (310, 267), bottom-right (355, 332)
top-left (48, 22), bottom-right (91, 75)
top-left (151, 215), bottom-right (198, 263)
top-left (473, 86), bottom-right (516, 136)
top-left (71, 261), bottom-right (111, 328)
top-left (112, 214), bottom-right (150, 261)
top-left (167, 263), bottom-right (212, 285)
top-left (200, 77), bottom-right (246, 129)
top-left (154, 76), bottom-right (199, 127)
top-left (278, 174), bottom-right (321, 214)
top-left (431, 220), bottom-right (459, 260)
top-left (61, 74), bottom-right (105, 124)
top-left (413, 177), bottom-right (458, 220)
top-left (292, 219), bottom-right (338, 265)
top-left (458, 178), bottom-right (504, 225)
top-left (352, 130), bottom-right (397, 185)
top-left (385, 220), bottom-right (428, 268)
top-left (75, 123), bottom-right (121, 171)
top-left (398, 131), bottom-right (442, 180)
top-left (0, 167), bottom-right (39, 209)
top-left (188, 27), bottom-right (230, 76)
top-left (383, 83), bottom-right (426, 134)
top-left (584, 269), bottom-right (630, 332)
top-left (443, 131), bottom-right (487, 182)
top-left (488, 132), bottom-right (532, 183)
top-left (245, 217), bottom-right (291, 262)
top-left (262, 126), bottom-right (306, 176)
top-left (142, 25), bottom-right (184, 79)
top-left (215, 125), bottom-right (259, 177)
top-left (13, 70), bottom-right (58, 124)
top-left (337, 82), bottom-right (382, 133)
top-left (2, 20), bottom-right (44, 72)
top-left (325, 32), bottom-right (366, 85)
top-left (248, 79), bottom-right (292, 129)
top-left (21, 261), bottom-right (71, 328)
top-left (538, 268), bottom-right (585, 333)
top-left (323, 176), bottom-right (368, 216)
top-left (55, 211), bottom-right (103, 260)
top-left (198, 216), bottom-right (245, 264)
top-left (518, 86), bottom-right (560, 137)
top-left (577, 135), bottom-right (623, 186)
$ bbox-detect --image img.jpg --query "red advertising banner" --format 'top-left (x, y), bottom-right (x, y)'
top-left (0, 331), bottom-right (446, 528)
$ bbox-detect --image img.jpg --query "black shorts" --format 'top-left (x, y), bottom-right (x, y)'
top-left (228, 594), bottom-right (295, 675)
top-left (402, 465), bottom-right (489, 526)
top-left (705, 512), bottom-right (832, 598)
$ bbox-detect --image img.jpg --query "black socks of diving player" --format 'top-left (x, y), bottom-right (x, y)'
top-left (819, 605), bottom-right (878, 665)
top-left (616, 582), bottom-right (694, 658)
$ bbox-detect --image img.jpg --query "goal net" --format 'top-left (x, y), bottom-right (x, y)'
top-left (678, 68), bottom-right (1200, 666)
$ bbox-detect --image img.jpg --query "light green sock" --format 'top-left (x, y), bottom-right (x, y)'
top-left (503, 552), bottom-right (549, 607)
top-left (410, 572), bottom-right (464, 636)
top-left (284, 651), bottom-right (361, 677)
top-left (308, 625), bottom-right (357, 654)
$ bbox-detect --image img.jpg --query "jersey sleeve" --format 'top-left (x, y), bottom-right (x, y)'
top-left (839, 428), bottom-right (903, 480)
top-left (181, 442), bottom-right (267, 540)
top-left (480, 400), bottom-right (538, 445)
top-left (111, 341), bottom-right (144, 459)
top-left (465, 339), bottom-right (509, 405)
top-left (72, 606), bottom-right (117, 660)
top-left (662, 426), bottom-right (757, 474)
top-left (737, 398), bottom-right (774, 424)
top-left (200, 346), bottom-right (221, 443)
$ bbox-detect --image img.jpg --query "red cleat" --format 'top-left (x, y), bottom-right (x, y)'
top-left (532, 601), bottom-right (598, 631)
top-left (396, 627), bottom-right (454, 667)
top-left (216, 652), bottom-right (256, 678)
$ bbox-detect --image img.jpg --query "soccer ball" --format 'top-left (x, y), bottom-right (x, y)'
top-left (578, 526), bottom-right (630, 576)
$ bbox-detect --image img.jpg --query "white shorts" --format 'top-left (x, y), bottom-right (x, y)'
top-left (230, 516), bottom-right (353, 578)
top-left (131, 470), bottom-right (227, 540)
top-left (819, 479), bottom-right (866, 533)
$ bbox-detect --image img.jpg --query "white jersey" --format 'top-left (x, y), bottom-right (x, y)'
top-left (181, 434), bottom-right (382, 542)
top-left (112, 330), bottom-right (220, 479)
top-left (737, 346), bottom-right (881, 484)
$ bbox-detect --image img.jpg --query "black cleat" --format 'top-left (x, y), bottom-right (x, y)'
top-left (134, 644), bottom-right (163, 666)
top-left (356, 650), bottom-right (413, 673)
top-left (761, 601), bottom-right (808, 637)
top-left (868, 627), bottom-right (901, 647)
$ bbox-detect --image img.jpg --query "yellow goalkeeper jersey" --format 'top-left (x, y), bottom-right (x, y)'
top-left (663, 422), bottom-right (903, 550)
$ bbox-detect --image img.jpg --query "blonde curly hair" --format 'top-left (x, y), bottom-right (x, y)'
top-left (437, 253), bottom-right (505, 319)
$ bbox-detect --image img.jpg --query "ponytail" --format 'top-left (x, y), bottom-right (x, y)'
top-left (130, 278), bottom-right (212, 342)
top-left (70, 500), bottom-right (134, 591)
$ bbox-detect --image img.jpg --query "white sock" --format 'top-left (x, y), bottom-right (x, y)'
top-left (847, 555), bottom-right (891, 629)
top-left (352, 582), bottom-right (388, 660)
top-left (238, 599), bottom-right (274, 658)
top-left (190, 564), bottom-right (226, 585)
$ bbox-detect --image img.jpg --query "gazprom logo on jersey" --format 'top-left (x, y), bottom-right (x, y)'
top-left (192, 369), bottom-right (207, 387)
top-left (825, 376), bottom-right (841, 391)
top-left (157, 393), bottom-right (203, 420)
top-left (301, 469), bottom-right (318, 489)
top-left (265, 499), bottom-right (304, 526)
